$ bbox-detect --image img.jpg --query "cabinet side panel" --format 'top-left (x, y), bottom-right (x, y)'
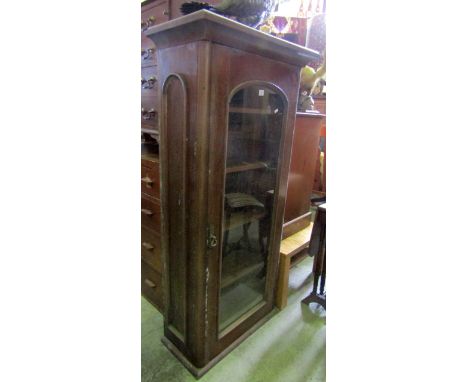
top-left (158, 42), bottom-right (207, 364)
top-left (163, 75), bottom-right (188, 339)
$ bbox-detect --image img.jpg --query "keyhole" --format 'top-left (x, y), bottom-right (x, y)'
top-left (208, 235), bottom-right (217, 248)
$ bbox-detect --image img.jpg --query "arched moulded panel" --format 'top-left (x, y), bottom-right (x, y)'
top-left (161, 73), bottom-right (188, 342)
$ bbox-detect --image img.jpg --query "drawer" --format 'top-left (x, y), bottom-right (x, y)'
top-left (141, 260), bottom-right (163, 310)
top-left (141, 160), bottom-right (160, 198)
top-left (141, 195), bottom-right (161, 233)
top-left (141, 226), bottom-right (162, 272)
top-left (141, 154), bottom-right (159, 169)
top-left (141, 38), bottom-right (157, 67)
top-left (141, 1), bottom-right (170, 32)
top-left (141, 66), bottom-right (158, 97)
top-left (141, 96), bottom-right (158, 130)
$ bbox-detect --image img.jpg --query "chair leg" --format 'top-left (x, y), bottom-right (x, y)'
top-left (242, 222), bottom-right (252, 251)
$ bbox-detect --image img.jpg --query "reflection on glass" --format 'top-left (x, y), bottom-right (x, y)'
top-left (219, 84), bottom-right (284, 332)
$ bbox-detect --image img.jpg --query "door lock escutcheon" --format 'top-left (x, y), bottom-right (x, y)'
top-left (206, 225), bottom-right (217, 248)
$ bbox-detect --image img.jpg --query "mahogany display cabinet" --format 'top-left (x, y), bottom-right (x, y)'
top-left (145, 10), bottom-right (319, 377)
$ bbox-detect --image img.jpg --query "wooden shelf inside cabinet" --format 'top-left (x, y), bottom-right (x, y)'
top-left (229, 107), bottom-right (283, 115)
top-left (220, 261), bottom-right (264, 290)
top-left (226, 161), bottom-right (267, 174)
top-left (142, 127), bottom-right (159, 135)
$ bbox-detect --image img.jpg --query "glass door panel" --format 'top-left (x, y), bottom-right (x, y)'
top-left (219, 84), bottom-right (284, 332)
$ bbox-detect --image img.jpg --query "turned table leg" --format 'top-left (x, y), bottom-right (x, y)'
top-left (302, 203), bottom-right (326, 309)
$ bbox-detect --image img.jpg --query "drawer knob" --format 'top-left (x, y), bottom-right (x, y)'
top-left (144, 278), bottom-right (156, 288)
top-left (141, 16), bottom-right (155, 32)
top-left (141, 108), bottom-right (156, 120)
top-left (141, 48), bottom-right (154, 60)
top-left (141, 76), bottom-right (156, 89)
top-left (141, 208), bottom-right (153, 216)
top-left (141, 176), bottom-right (154, 187)
top-left (142, 242), bottom-right (154, 251)
top-left (163, 9), bottom-right (169, 16)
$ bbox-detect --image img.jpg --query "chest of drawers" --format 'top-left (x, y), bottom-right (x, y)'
top-left (141, 147), bottom-right (162, 310)
top-left (141, 0), bottom-right (169, 312)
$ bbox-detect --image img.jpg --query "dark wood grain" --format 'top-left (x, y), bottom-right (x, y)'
top-left (206, 43), bottom-right (300, 359)
top-left (142, 260), bottom-right (164, 310)
top-left (141, 195), bottom-right (161, 233)
top-left (146, 11), bottom-right (312, 377)
top-left (163, 73), bottom-right (189, 341)
top-left (145, 10), bottom-right (319, 67)
top-left (141, 157), bottom-right (160, 199)
top-left (141, 226), bottom-right (162, 272)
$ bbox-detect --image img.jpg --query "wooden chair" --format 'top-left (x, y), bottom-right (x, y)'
top-left (223, 193), bottom-right (265, 256)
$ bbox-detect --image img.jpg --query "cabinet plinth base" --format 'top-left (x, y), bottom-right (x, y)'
top-left (161, 308), bottom-right (278, 379)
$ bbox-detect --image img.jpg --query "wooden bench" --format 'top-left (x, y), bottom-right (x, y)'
top-left (275, 222), bottom-right (313, 310)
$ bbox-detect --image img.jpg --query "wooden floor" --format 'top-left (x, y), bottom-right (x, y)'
top-left (142, 255), bottom-right (326, 382)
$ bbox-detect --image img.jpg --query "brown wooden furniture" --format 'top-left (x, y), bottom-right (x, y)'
top-left (276, 222), bottom-right (313, 310)
top-left (276, 191), bottom-right (325, 310)
top-left (141, 149), bottom-right (164, 310)
top-left (142, 0), bottom-right (225, 311)
top-left (145, 10), bottom-right (319, 378)
top-left (283, 112), bottom-right (324, 239)
top-left (141, 0), bottom-right (222, 135)
top-left (302, 202), bottom-right (326, 309)
top-left (141, 0), bottom-right (169, 312)
top-left (141, 0), bottom-right (171, 135)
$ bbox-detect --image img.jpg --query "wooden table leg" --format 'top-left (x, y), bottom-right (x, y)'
top-left (302, 204), bottom-right (326, 309)
top-left (319, 247), bottom-right (326, 295)
top-left (309, 206), bottom-right (325, 257)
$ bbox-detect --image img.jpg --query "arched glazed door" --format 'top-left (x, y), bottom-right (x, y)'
top-left (219, 83), bottom-right (287, 334)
